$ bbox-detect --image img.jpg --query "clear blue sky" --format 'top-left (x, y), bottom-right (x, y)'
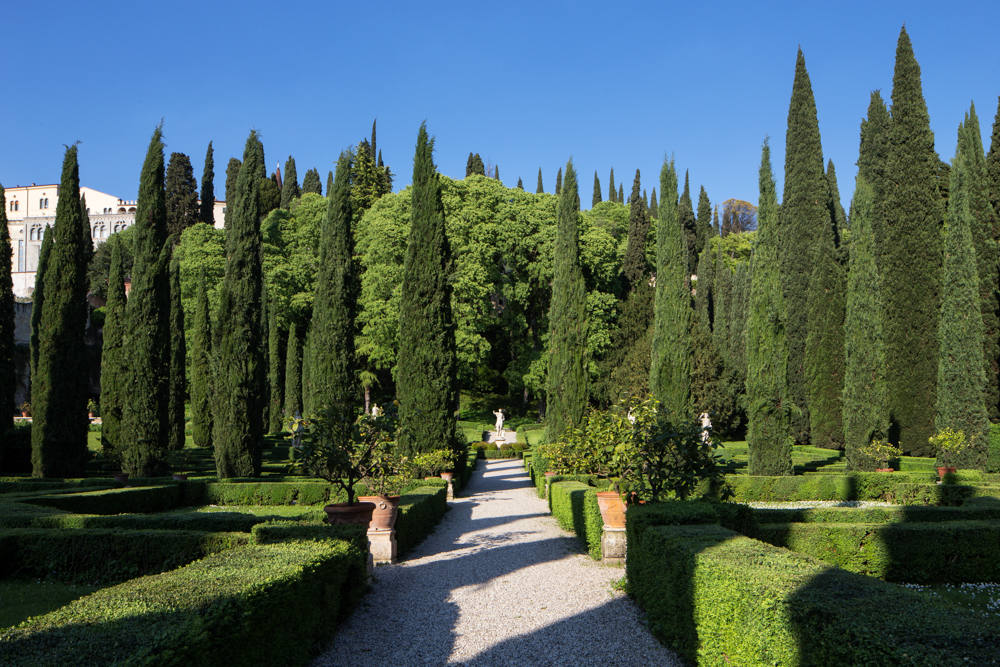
top-left (3, 1), bottom-right (999, 213)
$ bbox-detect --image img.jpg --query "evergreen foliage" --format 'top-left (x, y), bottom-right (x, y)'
top-left (649, 187), bottom-right (658, 219)
top-left (31, 145), bottom-right (90, 478)
top-left (199, 142), bottom-right (215, 225)
top-left (536, 168), bottom-right (544, 194)
top-left (649, 158), bottom-right (691, 418)
top-left (191, 267), bottom-right (213, 447)
top-left (555, 168), bottom-right (563, 196)
top-left (224, 158), bottom-right (241, 228)
top-left (727, 261), bottom-right (750, 392)
top-left (168, 255), bottom-right (186, 451)
top-left (935, 132), bottom-right (990, 468)
top-left (350, 139), bottom-right (392, 224)
top-left (826, 160), bottom-right (848, 234)
top-left (100, 238), bottom-right (127, 454)
top-left (0, 187), bottom-right (12, 439)
top-left (696, 245), bottom-right (714, 331)
top-left (517, 177), bottom-right (523, 190)
top-left (843, 176), bottom-right (888, 470)
top-left (780, 48), bottom-right (832, 447)
top-left (397, 124), bottom-right (458, 457)
top-left (120, 128), bottom-right (172, 477)
top-left (305, 151), bottom-right (357, 413)
top-left (696, 185), bottom-right (712, 257)
top-left (301, 168), bottom-right (322, 195)
top-left (165, 152), bottom-right (199, 239)
top-left (29, 228), bottom-right (52, 388)
top-left (466, 153), bottom-right (485, 178)
top-left (214, 131), bottom-right (266, 478)
top-left (609, 168), bottom-right (616, 203)
top-left (495, 165), bottom-right (499, 181)
top-left (858, 91), bottom-right (891, 248)
top-left (989, 96), bottom-right (1000, 215)
top-left (546, 159), bottom-right (588, 444)
top-left (266, 295), bottom-right (283, 435)
top-left (747, 139), bottom-right (792, 475)
top-left (258, 177), bottom-right (281, 216)
top-left (689, 316), bottom-right (741, 438)
top-left (280, 156), bottom-right (300, 208)
top-left (81, 196), bottom-right (93, 268)
top-left (622, 169), bottom-right (650, 289)
top-left (679, 170), bottom-right (698, 275)
top-left (713, 207), bottom-right (720, 236)
top-left (618, 183), bottom-right (624, 204)
top-left (882, 27), bottom-right (943, 456)
top-left (712, 251), bottom-right (729, 361)
top-left (593, 171), bottom-right (602, 207)
top-left (284, 325), bottom-right (302, 417)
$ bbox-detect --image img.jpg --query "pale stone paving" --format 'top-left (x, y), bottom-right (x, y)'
top-left (312, 459), bottom-right (682, 667)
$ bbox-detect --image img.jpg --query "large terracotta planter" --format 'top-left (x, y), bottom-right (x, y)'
top-left (936, 466), bottom-right (957, 481)
top-left (323, 502), bottom-right (377, 526)
top-left (440, 472), bottom-right (454, 483)
top-left (358, 496), bottom-right (401, 531)
top-left (595, 491), bottom-right (627, 528)
top-left (875, 468), bottom-right (894, 473)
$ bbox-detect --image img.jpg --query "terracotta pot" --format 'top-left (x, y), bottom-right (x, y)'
top-left (172, 473), bottom-right (188, 481)
top-left (544, 471), bottom-right (556, 478)
top-left (875, 468), bottom-right (894, 473)
top-left (323, 502), bottom-right (377, 526)
top-left (358, 495), bottom-right (401, 531)
top-left (113, 473), bottom-right (129, 484)
top-left (20, 411), bottom-right (28, 418)
top-left (936, 466), bottom-right (957, 480)
top-left (596, 491), bottom-right (627, 528)
top-left (440, 472), bottom-right (454, 482)
top-left (88, 412), bottom-right (95, 419)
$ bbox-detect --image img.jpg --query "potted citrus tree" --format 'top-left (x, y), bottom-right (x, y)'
top-left (929, 428), bottom-right (970, 481)
top-left (356, 409), bottom-right (413, 531)
top-left (861, 438), bottom-right (903, 472)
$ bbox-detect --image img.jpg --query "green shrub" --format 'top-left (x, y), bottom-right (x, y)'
top-left (19, 511), bottom-right (322, 532)
top-left (250, 521), bottom-right (361, 544)
top-left (726, 474), bottom-right (982, 505)
top-left (985, 423), bottom-right (1000, 473)
top-left (0, 538), bottom-right (368, 667)
top-left (203, 481), bottom-right (343, 506)
top-left (394, 486), bottom-right (448, 555)
top-left (0, 528), bottom-right (249, 584)
top-left (548, 481), bottom-right (605, 560)
top-left (751, 504), bottom-right (1000, 525)
top-left (20, 485), bottom-right (187, 515)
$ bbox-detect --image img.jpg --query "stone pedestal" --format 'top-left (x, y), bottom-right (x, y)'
top-left (446, 481), bottom-right (454, 501)
top-left (368, 528), bottom-right (397, 565)
top-left (602, 526), bottom-right (627, 563)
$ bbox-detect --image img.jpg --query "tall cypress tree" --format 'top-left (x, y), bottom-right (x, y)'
top-left (747, 139), bottom-right (792, 476)
top-left (987, 96), bottom-right (1000, 216)
top-left (191, 267), bottom-right (213, 447)
top-left (546, 159), bottom-right (588, 443)
top-left (397, 123), bottom-right (458, 457)
top-left (935, 130), bottom-right (989, 468)
top-left (120, 128), bottom-right (172, 477)
top-left (727, 261), bottom-right (750, 389)
top-left (168, 255), bottom-right (186, 451)
top-left (696, 185), bottom-right (712, 258)
top-left (31, 145), bottom-right (90, 477)
top-left (649, 187), bottom-right (658, 219)
top-left (165, 152), bottom-right (199, 239)
top-left (649, 158), bottom-right (691, 417)
top-left (29, 227), bottom-right (52, 389)
top-left (301, 168), bottom-right (322, 196)
top-left (713, 207), bottom-right (720, 236)
top-left (555, 168), bottom-right (563, 196)
top-left (284, 324), bottom-right (302, 417)
top-left (593, 171), bottom-right (602, 207)
top-left (618, 183), bottom-right (624, 204)
top-left (199, 142), bottom-right (215, 225)
top-left (826, 160), bottom-right (848, 235)
top-left (609, 168), bottom-right (616, 203)
top-left (696, 243), bottom-right (714, 330)
top-left (780, 48), bottom-right (832, 447)
top-left (0, 187), bottom-right (13, 441)
top-left (266, 296), bottom-right (283, 434)
top-left (100, 238), bottom-right (127, 452)
top-left (224, 158), bottom-right (241, 228)
top-left (280, 156), bottom-right (300, 208)
top-left (858, 91), bottom-right (891, 249)
top-left (214, 131), bottom-right (266, 478)
top-left (536, 168), bottom-right (544, 194)
top-left (882, 27), bottom-right (943, 455)
top-left (622, 169), bottom-right (651, 291)
top-left (517, 177), bottom-right (523, 190)
top-left (679, 170), bottom-right (698, 275)
top-left (306, 151), bottom-right (357, 412)
top-left (713, 250), bottom-right (729, 360)
top-left (843, 175), bottom-right (888, 469)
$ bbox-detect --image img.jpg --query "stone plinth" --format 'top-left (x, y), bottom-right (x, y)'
top-left (602, 526), bottom-right (627, 562)
top-left (446, 481), bottom-right (454, 501)
top-left (368, 528), bottom-right (397, 565)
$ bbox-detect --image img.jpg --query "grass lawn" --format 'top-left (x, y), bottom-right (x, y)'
top-left (0, 579), bottom-right (106, 630)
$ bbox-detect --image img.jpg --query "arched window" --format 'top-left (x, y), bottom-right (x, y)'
top-left (118, 207), bottom-right (126, 213)
top-left (13, 201), bottom-right (18, 212)
top-left (127, 207), bottom-right (136, 213)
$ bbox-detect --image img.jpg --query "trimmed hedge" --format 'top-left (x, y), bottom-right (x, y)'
top-left (9, 510), bottom-right (324, 532)
top-left (20, 485), bottom-right (189, 515)
top-left (751, 520), bottom-right (1000, 583)
top-left (548, 481), bottom-right (604, 560)
top-left (394, 486), bottom-right (448, 555)
top-left (625, 507), bottom-right (1000, 666)
top-left (0, 535), bottom-right (369, 667)
top-left (0, 528), bottom-right (249, 584)
top-left (752, 503), bottom-right (1000, 525)
top-left (726, 474), bottom-right (986, 505)
top-left (988, 422), bottom-right (1000, 473)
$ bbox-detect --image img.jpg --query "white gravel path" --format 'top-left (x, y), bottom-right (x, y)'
top-left (313, 458), bottom-right (682, 667)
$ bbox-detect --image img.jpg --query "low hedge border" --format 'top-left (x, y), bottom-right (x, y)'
top-left (10, 510), bottom-right (325, 532)
top-left (726, 474), bottom-right (995, 505)
top-left (0, 528), bottom-right (250, 585)
top-left (751, 520), bottom-right (1000, 583)
top-left (0, 532), bottom-right (369, 667)
top-left (394, 486), bottom-right (448, 555)
top-left (625, 504), bottom-right (1000, 666)
top-left (548, 481), bottom-right (604, 560)
top-left (20, 484), bottom-right (189, 515)
top-left (752, 503), bottom-right (1000, 525)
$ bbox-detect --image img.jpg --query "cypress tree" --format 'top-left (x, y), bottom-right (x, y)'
top-left (618, 183), bottom-right (624, 204)
top-left (696, 244), bottom-right (714, 330)
top-left (713, 250), bottom-right (729, 360)
top-left (536, 168), bottom-right (544, 194)
top-left (517, 177), bottom-right (523, 190)
top-left (0, 187), bottom-right (13, 440)
top-left (100, 238), bottom-right (127, 453)
top-left (260, 293), bottom-right (271, 432)
top-left (284, 325), bottom-right (302, 417)
top-left (804, 206), bottom-right (846, 450)
top-left (649, 158), bottom-right (691, 417)
top-left (622, 169), bottom-right (651, 290)
top-left (649, 187), bottom-right (658, 219)
top-left (31, 145), bottom-right (89, 477)
top-left (29, 227), bottom-right (52, 387)
top-left (378, 150), bottom-right (384, 168)
top-left (987, 96), bottom-right (1000, 216)
top-left (826, 160), bottom-right (848, 235)
top-left (301, 168), bottom-right (322, 195)
top-left (858, 91), bottom-right (891, 248)
top-left (397, 123), bottom-right (458, 457)
top-left (713, 206), bottom-right (720, 236)
top-left (214, 130), bottom-right (266, 478)
top-left (747, 139), bottom-right (792, 476)
top-left (370, 118), bottom-right (377, 160)
top-left (280, 156), bottom-right (300, 208)
top-left (593, 171), bottom-right (602, 206)
top-left (81, 196), bottom-right (93, 268)
top-left (843, 175), bottom-right (888, 469)
top-left (165, 152), bottom-right (199, 239)
top-left (696, 185), bottom-right (712, 257)
top-left (258, 177), bottom-right (280, 216)
top-left (306, 151), bottom-right (357, 412)
top-left (224, 158), bottom-right (241, 228)
top-left (495, 165), bottom-right (500, 181)
top-left (935, 131), bottom-right (989, 467)
top-left (609, 168), bottom-right (616, 203)
top-left (961, 105), bottom-right (1000, 420)
top-left (780, 48), bottom-right (832, 447)
top-left (266, 296), bottom-right (283, 435)
top-left (326, 171), bottom-right (334, 196)
top-left (199, 142), bottom-right (215, 225)
top-left (471, 154), bottom-right (485, 177)
top-left (168, 254), bottom-right (186, 451)
top-left (727, 261), bottom-right (750, 387)
top-left (882, 27), bottom-right (943, 455)
top-left (679, 170), bottom-right (698, 274)
top-left (643, 189), bottom-right (648, 209)
top-left (466, 153), bottom-right (475, 178)
top-left (120, 128), bottom-right (172, 477)
top-left (546, 159), bottom-right (588, 443)
top-left (191, 267), bottom-right (213, 447)
top-left (555, 168), bottom-right (563, 195)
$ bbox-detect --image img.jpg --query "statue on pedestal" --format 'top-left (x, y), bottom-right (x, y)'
top-left (493, 408), bottom-right (506, 438)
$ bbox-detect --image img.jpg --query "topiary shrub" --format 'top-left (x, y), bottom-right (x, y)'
top-left (986, 423), bottom-right (1000, 473)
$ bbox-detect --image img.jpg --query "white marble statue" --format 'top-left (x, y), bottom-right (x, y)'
top-left (370, 403), bottom-right (382, 418)
top-left (627, 408), bottom-right (636, 425)
top-left (493, 409), bottom-right (505, 437)
top-left (699, 412), bottom-right (712, 443)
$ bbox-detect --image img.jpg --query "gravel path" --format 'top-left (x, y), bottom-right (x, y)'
top-left (313, 458), bottom-right (682, 667)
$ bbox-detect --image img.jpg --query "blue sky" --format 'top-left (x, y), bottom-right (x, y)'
top-left (3, 1), bottom-right (999, 212)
